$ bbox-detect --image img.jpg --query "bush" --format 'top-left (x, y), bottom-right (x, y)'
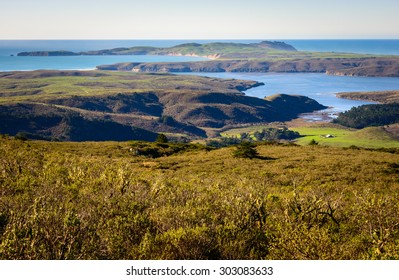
top-left (156, 134), bottom-right (168, 143)
top-left (14, 132), bottom-right (28, 141)
top-left (232, 142), bottom-right (259, 159)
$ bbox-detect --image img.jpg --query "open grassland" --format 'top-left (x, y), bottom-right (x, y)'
top-left (0, 71), bottom-right (256, 104)
top-left (1, 137), bottom-right (399, 260)
top-left (291, 124), bottom-right (399, 148)
top-left (221, 123), bottom-right (399, 148)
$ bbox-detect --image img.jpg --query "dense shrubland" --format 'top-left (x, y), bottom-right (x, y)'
top-left (1, 137), bottom-right (399, 259)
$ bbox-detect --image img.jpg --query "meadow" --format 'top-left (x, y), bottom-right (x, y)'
top-left (1, 136), bottom-right (399, 259)
top-left (221, 123), bottom-right (399, 149)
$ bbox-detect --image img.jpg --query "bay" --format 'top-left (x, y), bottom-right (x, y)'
top-left (183, 72), bottom-right (399, 118)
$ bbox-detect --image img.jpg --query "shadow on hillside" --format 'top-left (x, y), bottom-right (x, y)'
top-left (255, 155), bottom-right (277, 161)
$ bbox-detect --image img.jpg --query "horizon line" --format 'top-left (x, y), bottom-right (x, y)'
top-left (1, 38), bottom-right (399, 41)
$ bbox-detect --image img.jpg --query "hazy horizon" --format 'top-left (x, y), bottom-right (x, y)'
top-left (1, 0), bottom-right (399, 40)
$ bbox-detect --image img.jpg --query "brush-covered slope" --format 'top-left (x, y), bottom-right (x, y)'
top-left (0, 103), bottom-right (158, 141)
top-left (0, 70), bottom-right (326, 140)
top-left (1, 138), bottom-right (399, 259)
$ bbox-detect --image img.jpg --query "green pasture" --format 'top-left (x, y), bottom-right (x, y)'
top-left (291, 125), bottom-right (399, 148)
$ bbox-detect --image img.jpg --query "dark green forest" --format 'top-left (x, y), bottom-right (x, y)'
top-left (334, 103), bottom-right (399, 129)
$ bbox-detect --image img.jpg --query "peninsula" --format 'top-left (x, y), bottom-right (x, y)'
top-left (18, 41), bottom-right (399, 77)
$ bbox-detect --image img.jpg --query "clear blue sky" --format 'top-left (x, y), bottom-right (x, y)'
top-left (1, 0), bottom-right (398, 39)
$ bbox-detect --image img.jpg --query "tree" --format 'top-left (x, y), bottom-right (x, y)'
top-left (156, 133), bottom-right (168, 143)
top-left (232, 142), bottom-right (259, 159)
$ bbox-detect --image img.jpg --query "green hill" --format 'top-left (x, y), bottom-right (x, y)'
top-left (17, 41), bottom-right (298, 58)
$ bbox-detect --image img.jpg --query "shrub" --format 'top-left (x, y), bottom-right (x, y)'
top-left (14, 132), bottom-right (28, 141)
top-left (232, 142), bottom-right (259, 159)
top-left (156, 134), bottom-right (168, 143)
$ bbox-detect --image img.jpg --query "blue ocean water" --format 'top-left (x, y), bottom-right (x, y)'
top-left (0, 55), bottom-right (206, 71)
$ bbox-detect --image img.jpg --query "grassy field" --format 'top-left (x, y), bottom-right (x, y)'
top-left (1, 137), bottom-right (399, 260)
top-left (291, 125), bottom-right (399, 148)
top-left (221, 123), bottom-right (399, 148)
top-left (0, 71), bottom-right (257, 104)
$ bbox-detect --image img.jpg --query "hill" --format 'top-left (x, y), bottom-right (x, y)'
top-left (0, 70), bottom-right (326, 141)
top-left (17, 41), bottom-right (297, 58)
top-left (0, 103), bottom-right (158, 141)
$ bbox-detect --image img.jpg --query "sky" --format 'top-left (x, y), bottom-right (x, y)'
top-left (1, 0), bottom-right (398, 39)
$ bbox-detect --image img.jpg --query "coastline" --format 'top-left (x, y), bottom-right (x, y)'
top-left (336, 90), bottom-right (399, 103)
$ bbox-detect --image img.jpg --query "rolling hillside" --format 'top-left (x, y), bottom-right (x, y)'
top-left (0, 70), bottom-right (326, 141)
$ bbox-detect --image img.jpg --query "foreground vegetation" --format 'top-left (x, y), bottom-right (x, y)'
top-left (1, 137), bottom-right (399, 259)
